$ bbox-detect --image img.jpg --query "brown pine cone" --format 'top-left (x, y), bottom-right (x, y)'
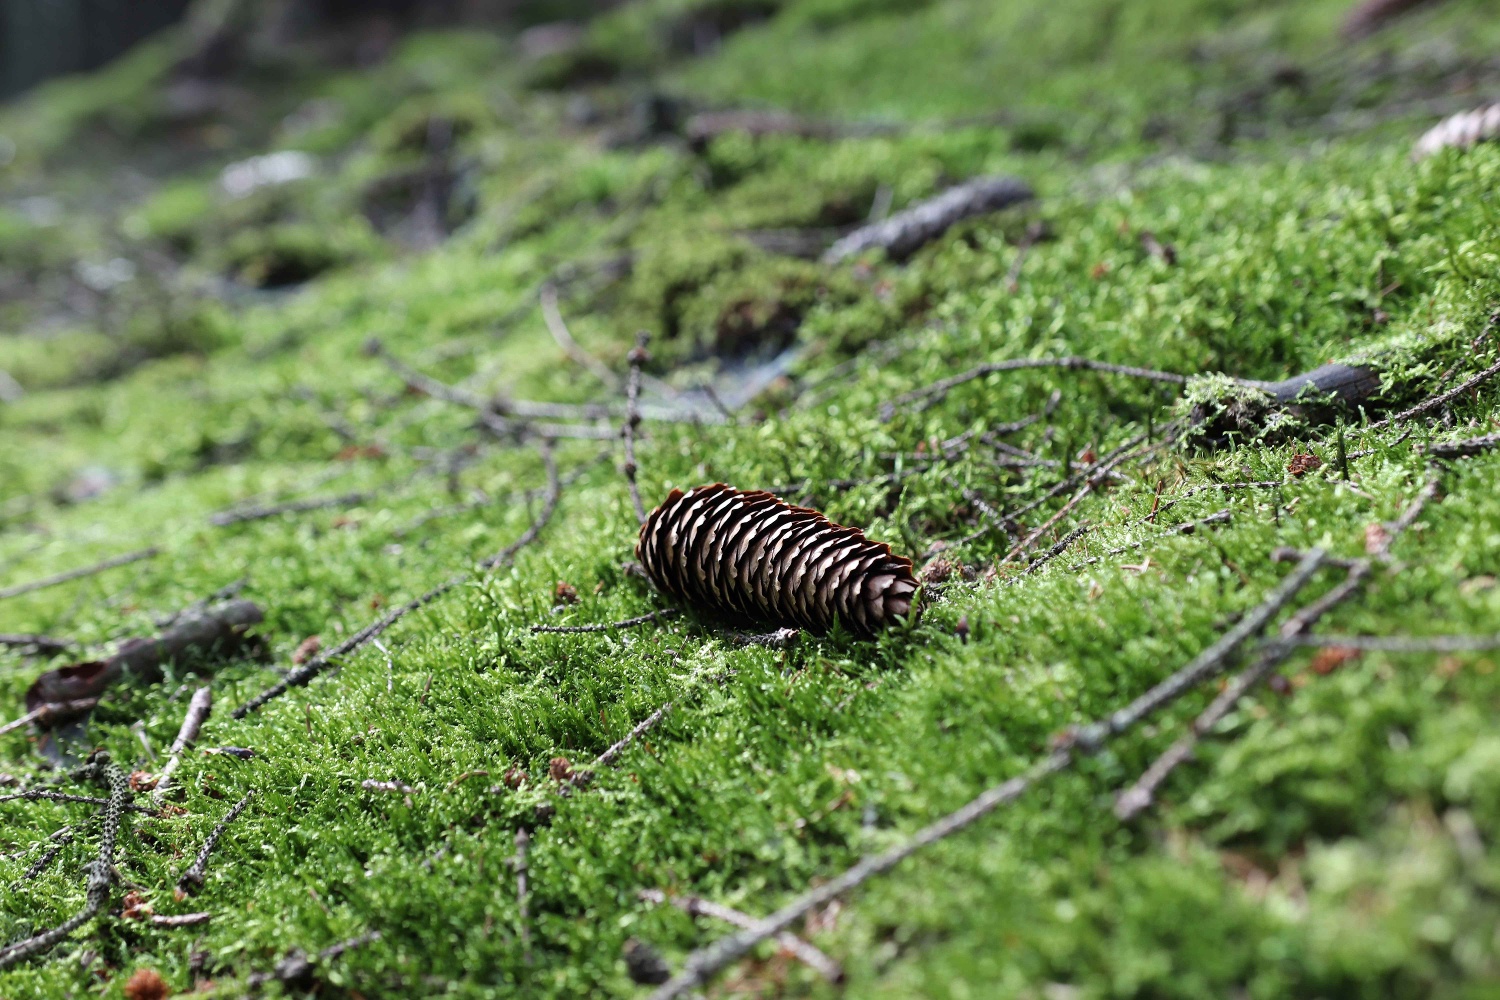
top-left (636, 484), bottom-right (918, 637)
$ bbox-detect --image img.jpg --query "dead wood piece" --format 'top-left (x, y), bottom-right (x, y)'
top-left (0, 755), bottom-right (129, 970)
top-left (639, 889), bottom-right (843, 983)
top-left (1413, 101), bottom-right (1500, 159)
top-left (153, 686), bottom-right (212, 802)
top-left (645, 549), bottom-right (1328, 999)
top-left (0, 788), bottom-right (153, 813)
top-left (0, 699), bottom-right (99, 737)
top-left (1241, 362), bottom-right (1383, 407)
top-left (0, 547), bottom-right (160, 602)
top-left (1290, 632), bottom-right (1500, 651)
top-left (151, 912), bottom-right (212, 928)
top-left (176, 791), bottom-right (253, 896)
top-left (532, 608), bottom-right (680, 634)
top-left (24, 601), bottom-right (263, 732)
top-left (209, 491), bottom-right (377, 527)
top-left (234, 445), bottom-right (562, 718)
top-left (637, 484), bottom-right (918, 637)
top-left (823, 175), bottom-right (1035, 264)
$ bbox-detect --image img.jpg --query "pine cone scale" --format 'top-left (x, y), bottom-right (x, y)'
top-left (637, 485), bottom-right (919, 636)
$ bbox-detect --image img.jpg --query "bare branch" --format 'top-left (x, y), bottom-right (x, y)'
top-left (541, 283), bottom-right (621, 390)
top-left (639, 889), bottom-right (843, 983)
top-left (0, 547), bottom-right (160, 602)
top-left (881, 359), bottom-right (1186, 420)
top-left (176, 791), bottom-right (253, 896)
top-left (153, 687), bottom-right (212, 802)
top-left (532, 608), bottom-right (679, 634)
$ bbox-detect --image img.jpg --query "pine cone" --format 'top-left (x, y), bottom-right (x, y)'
top-left (1413, 103), bottom-right (1500, 160)
top-left (636, 484), bottom-right (918, 637)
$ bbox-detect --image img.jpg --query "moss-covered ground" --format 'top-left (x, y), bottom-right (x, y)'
top-left (4, 0), bottom-right (1500, 996)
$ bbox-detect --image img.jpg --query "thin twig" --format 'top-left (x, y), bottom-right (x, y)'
top-left (11, 829), bottom-right (73, 887)
top-left (624, 333), bottom-right (650, 524)
top-left (639, 889), bottom-right (843, 983)
top-left (646, 550), bottom-right (1328, 999)
top-left (151, 912), bottom-right (212, 927)
top-left (1067, 509), bottom-right (1232, 571)
top-left (234, 444), bottom-right (562, 717)
top-left (881, 358), bottom-right (1187, 420)
top-left (541, 283), bottom-right (621, 390)
top-left (0, 547), bottom-right (160, 602)
top-left (593, 703), bottom-right (672, 769)
top-left (0, 788), bottom-right (152, 813)
top-left (1369, 357), bottom-right (1500, 430)
top-left (1023, 523), bottom-right (1093, 575)
top-left (0, 699), bottom-right (99, 737)
top-left (514, 828), bottom-right (532, 965)
top-left (209, 491), bottom-right (377, 527)
top-left (154, 686), bottom-right (212, 802)
top-left (0, 633), bottom-right (72, 655)
top-left (0, 756), bottom-right (129, 969)
top-left (176, 791), bottom-right (254, 896)
top-left (1289, 633), bottom-right (1500, 651)
top-left (531, 608), bottom-right (679, 634)
top-left (1423, 431), bottom-right (1500, 459)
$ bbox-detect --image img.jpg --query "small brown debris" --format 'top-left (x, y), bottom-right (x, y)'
top-left (1309, 646), bottom-right (1361, 675)
top-left (291, 635), bottom-right (322, 665)
top-left (502, 766), bottom-right (527, 789)
top-left (1287, 452), bottom-right (1323, 477)
top-left (124, 968), bottom-right (170, 1000)
top-left (1090, 261), bottom-right (1111, 280)
top-left (553, 582), bottom-right (580, 605)
top-left (954, 615), bottom-right (970, 644)
top-left (920, 557), bottom-right (957, 585)
top-left (548, 757), bottom-right (574, 783)
top-left (1363, 522), bottom-right (1391, 554)
top-left (1140, 231), bottom-right (1177, 265)
top-left (129, 770), bottom-right (160, 793)
top-left (121, 891), bottom-right (154, 920)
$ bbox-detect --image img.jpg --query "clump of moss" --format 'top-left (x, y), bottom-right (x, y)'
top-left (1175, 372), bottom-right (1304, 450)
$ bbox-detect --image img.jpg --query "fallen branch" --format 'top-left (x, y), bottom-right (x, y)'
top-left (176, 791), bottom-right (253, 896)
top-left (531, 608), bottom-right (679, 634)
top-left (151, 911), bottom-right (212, 928)
top-left (234, 444), bottom-right (562, 717)
top-left (646, 549), bottom-right (1327, 999)
top-left (823, 175), bottom-right (1034, 264)
top-left (0, 547), bottom-right (160, 602)
top-left (153, 686), bottom-right (212, 802)
top-left (639, 889), bottom-right (843, 983)
top-left (881, 358), bottom-right (1186, 420)
top-left (0, 634), bottom-right (72, 656)
top-left (0, 755), bottom-right (129, 969)
top-left (0, 788), bottom-right (152, 814)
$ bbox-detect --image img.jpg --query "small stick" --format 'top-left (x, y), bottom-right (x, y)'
top-left (176, 791), bottom-right (253, 896)
top-left (531, 609), bottom-right (679, 634)
top-left (1004, 220), bottom-right (1048, 293)
top-left (0, 756), bottom-right (129, 970)
top-left (0, 633), bottom-right (72, 655)
top-left (1424, 430), bottom-right (1500, 459)
top-left (0, 698), bottom-right (99, 737)
top-left (639, 889), bottom-right (843, 983)
top-left (646, 549), bottom-right (1328, 999)
top-left (151, 912), bottom-right (212, 927)
top-left (1023, 523), bottom-right (1092, 576)
top-left (0, 789), bottom-right (153, 813)
top-left (593, 703), bottom-right (672, 769)
top-left (1066, 509), bottom-right (1231, 571)
top-left (514, 828), bottom-right (532, 965)
top-left (234, 445), bottom-right (562, 717)
top-left (0, 547), bottom-right (160, 602)
top-left (624, 333), bottom-right (650, 525)
top-left (154, 687), bottom-right (212, 802)
top-left (541, 283), bottom-right (621, 390)
top-left (880, 358), bottom-right (1187, 420)
top-left (1368, 357), bottom-right (1500, 430)
top-left (12, 829), bottom-right (73, 886)
top-left (210, 491), bottom-right (377, 527)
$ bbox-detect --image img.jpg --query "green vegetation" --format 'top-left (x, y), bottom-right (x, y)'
top-left (3, 0), bottom-right (1500, 996)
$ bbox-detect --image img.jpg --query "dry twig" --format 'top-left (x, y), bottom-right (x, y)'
top-left (1369, 357), bottom-right (1500, 431)
top-left (234, 445), bottom-right (561, 717)
top-left (541, 282), bottom-right (621, 390)
top-left (176, 791), bottom-right (253, 896)
top-left (514, 828), bottom-right (532, 965)
top-left (881, 358), bottom-right (1186, 420)
top-left (646, 550), bottom-right (1328, 999)
top-left (639, 889), bottom-right (843, 983)
top-left (531, 608), bottom-right (679, 634)
top-left (0, 634), bottom-right (71, 655)
top-left (153, 686), bottom-right (212, 802)
top-left (0, 547), bottom-right (160, 602)
top-left (624, 333), bottom-right (650, 524)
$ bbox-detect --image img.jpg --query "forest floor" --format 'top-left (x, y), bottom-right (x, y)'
top-left (4, 0), bottom-right (1500, 997)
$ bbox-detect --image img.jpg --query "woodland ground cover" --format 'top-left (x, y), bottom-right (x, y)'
top-left (3, 1), bottom-right (1500, 997)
